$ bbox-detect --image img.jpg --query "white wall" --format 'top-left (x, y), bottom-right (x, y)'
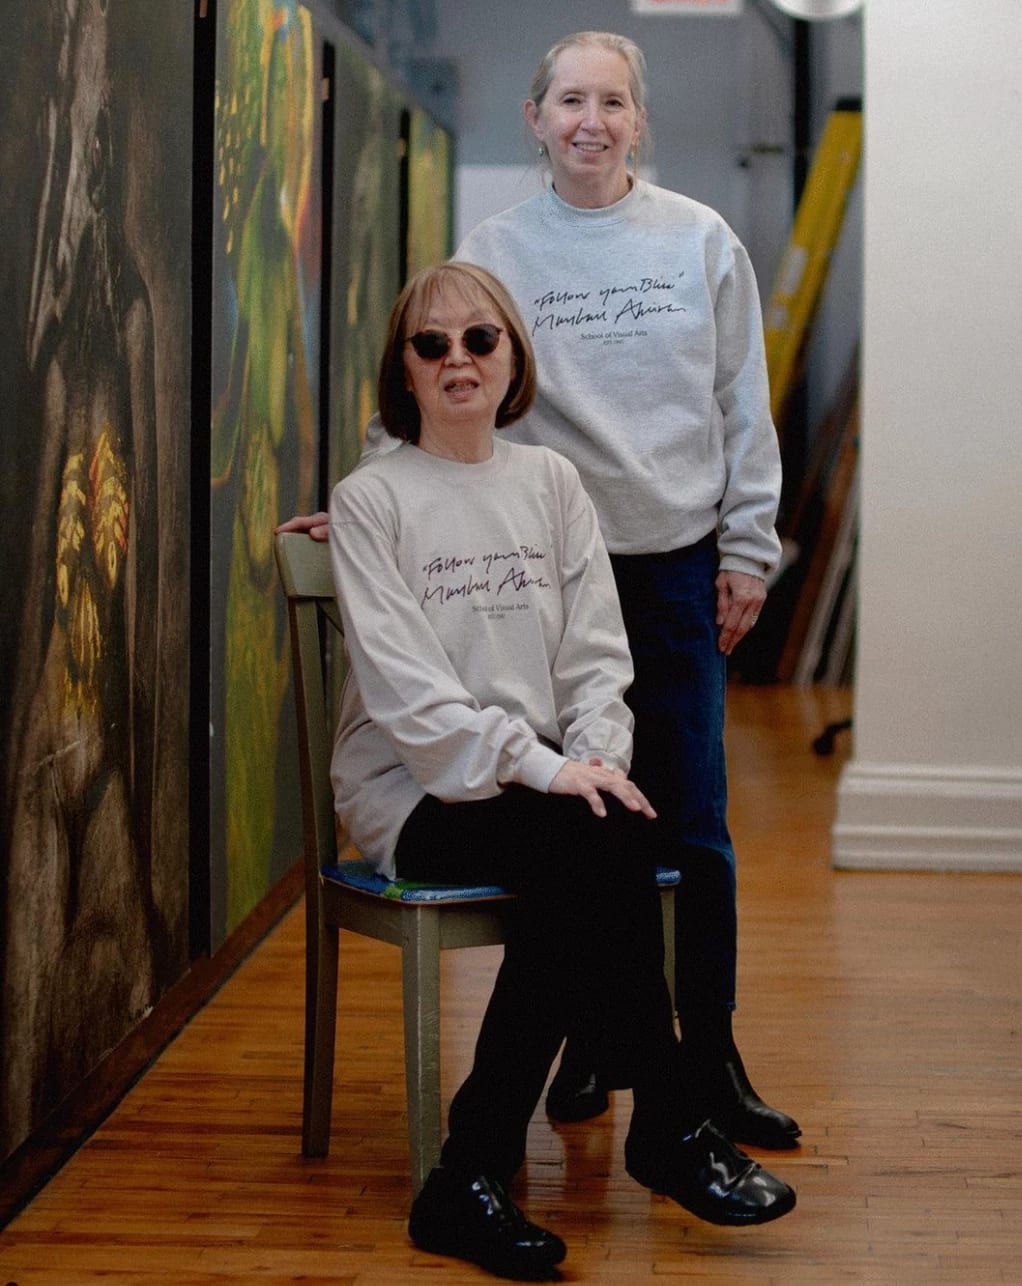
top-left (833, 0), bottom-right (1022, 870)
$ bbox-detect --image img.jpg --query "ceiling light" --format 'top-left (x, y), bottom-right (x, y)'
top-left (768, 0), bottom-right (863, 19)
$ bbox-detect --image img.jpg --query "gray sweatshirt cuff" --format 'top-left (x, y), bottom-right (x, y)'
top-left (511, 744), bottom-right (568, 794)
top-left (718, 553), bottom-right (769, 579)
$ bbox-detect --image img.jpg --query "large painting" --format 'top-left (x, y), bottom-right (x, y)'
top-left (329, 37), bottom-right (403, 484)
top-left (406, 105), bottom-right (453, 279)
top-left (210, 0), bottom-right (320, 941)
top-left (0, 0), bottom-right (193, 1161)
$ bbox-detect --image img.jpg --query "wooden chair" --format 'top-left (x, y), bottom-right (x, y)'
top-left (275, 530), bottom-right (679, 1195)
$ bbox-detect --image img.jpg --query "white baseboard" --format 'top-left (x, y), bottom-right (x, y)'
top-left (832, 761), bottom-right (1022, 871)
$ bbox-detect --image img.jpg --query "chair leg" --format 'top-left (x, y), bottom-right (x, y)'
top-left (661, 886), bottom-right (677, 1012)
top-left (401, 907), bottom-right (443, 1196)
top-left (303, 913), bottom-right (339, 1158)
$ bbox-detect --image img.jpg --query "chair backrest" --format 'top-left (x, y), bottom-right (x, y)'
top-left (275, 532), bottom-right (345, 901)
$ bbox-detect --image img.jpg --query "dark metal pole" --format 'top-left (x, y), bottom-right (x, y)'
top-left (794, 18), bottom-right (812, 207)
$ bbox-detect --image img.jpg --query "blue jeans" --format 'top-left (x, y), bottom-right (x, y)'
top-left (610, 534), bottom-right (738, 1013)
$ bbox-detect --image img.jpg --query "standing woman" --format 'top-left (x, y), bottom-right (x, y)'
top-left (452, 31), bottom-right (799, 1148)
top-left (329, 261), bottom-right (794, 1280)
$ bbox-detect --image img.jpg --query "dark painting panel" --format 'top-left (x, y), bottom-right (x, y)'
top-left (330, 37), bottom-right (403, 484)
top-left (210, 0), bottom-right (321, 942)
top-left (0, 0), bottom-right (193, 1162)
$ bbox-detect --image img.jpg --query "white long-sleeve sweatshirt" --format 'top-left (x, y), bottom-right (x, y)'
top-left (328, 437), bottom-right (635, 876)
top-left (455, 180), bottom-right (782, 573)
top-left (362, 182), bottom-right (781, 570)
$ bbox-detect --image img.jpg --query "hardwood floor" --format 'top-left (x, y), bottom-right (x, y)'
top-left (2, 685), bottom-right (1020, 1284)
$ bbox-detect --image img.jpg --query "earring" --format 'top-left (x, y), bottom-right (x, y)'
top-left (538, 144), bottom-right (546, 158)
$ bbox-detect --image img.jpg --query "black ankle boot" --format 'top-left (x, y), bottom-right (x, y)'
top-left (703, 1043), bottom-right (802, 1149)
top-left (680, 1007), bottom-right (801, 1150)
top-left (544, 1043), bottom-right (609, 1123)
top-left (625, 1118), bottom-right (796, 1226)
top-left (409, 1168), bottom-right (566, 1281)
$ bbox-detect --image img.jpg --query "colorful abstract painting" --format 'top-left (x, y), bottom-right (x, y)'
top-left (210, 0), bottom-right (320, 940)
top-left (329, 37), bottom-right (403, 484)
top-left (0, 0), bottom-right (193, 1161)
top-left (406, 106), bottom-right (454, 278)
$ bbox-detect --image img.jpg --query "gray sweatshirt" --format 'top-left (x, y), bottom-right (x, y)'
top-left (328, 438), bottom-right (635, 876)
top-left (455, 180), bottom-right (782, 574)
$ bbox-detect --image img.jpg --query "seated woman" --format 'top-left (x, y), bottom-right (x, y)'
top-left (327, 262), bottom-right (795, 1281)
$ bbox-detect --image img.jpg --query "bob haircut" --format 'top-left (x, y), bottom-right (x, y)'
top-left (377, 261), bottom-right (537, 443)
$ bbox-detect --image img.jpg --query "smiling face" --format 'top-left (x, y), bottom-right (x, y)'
top-left (402, 284), bottom-right (515, 453)
top-left (525, 44), bottom-right (645, 209)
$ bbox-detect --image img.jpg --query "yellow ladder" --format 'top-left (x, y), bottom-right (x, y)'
top-left (764, 98), bottom-right (862, 427)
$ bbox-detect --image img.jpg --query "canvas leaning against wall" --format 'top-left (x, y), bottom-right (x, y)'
top-left (209, 0), bottom-right (321, 943)
top-left (0, 0), bottom-right (193, 1163)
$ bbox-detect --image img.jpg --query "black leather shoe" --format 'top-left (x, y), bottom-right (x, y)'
top-left (544, 1051), bottom-right (609, 1123)
top-left (409, 1168), bottom-right (567, 1281)
top-left (678, 1009), bottom-right (802, 1151)
top-left (700, 1052), bottom-right (802, 1150)
top-left (625, 1119), bottom-right (796, 1226)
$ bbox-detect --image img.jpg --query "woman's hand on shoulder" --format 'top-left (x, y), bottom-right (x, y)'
top-left (549, 758), bottom-right (657, 820)
top-left (275, 512), bottom-right (330, 542)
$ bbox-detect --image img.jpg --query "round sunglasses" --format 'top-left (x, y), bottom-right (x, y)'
top-left (405, 324), bottom-right (504, 361)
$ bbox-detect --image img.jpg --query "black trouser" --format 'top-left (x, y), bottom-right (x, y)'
top-left (396, 787), bottom-right (687, 1179)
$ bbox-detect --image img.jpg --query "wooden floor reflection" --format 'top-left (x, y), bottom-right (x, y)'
top-left (2, 685), bottom-right (1020, 1284)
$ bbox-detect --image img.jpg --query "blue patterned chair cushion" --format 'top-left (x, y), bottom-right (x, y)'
top-left (322, 857), bottom-right (681, 905)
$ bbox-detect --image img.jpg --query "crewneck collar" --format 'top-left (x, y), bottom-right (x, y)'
top-left (404, 435), bottom-right (511, 481)
top-left (544, 178), bottom-right (642, 227)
